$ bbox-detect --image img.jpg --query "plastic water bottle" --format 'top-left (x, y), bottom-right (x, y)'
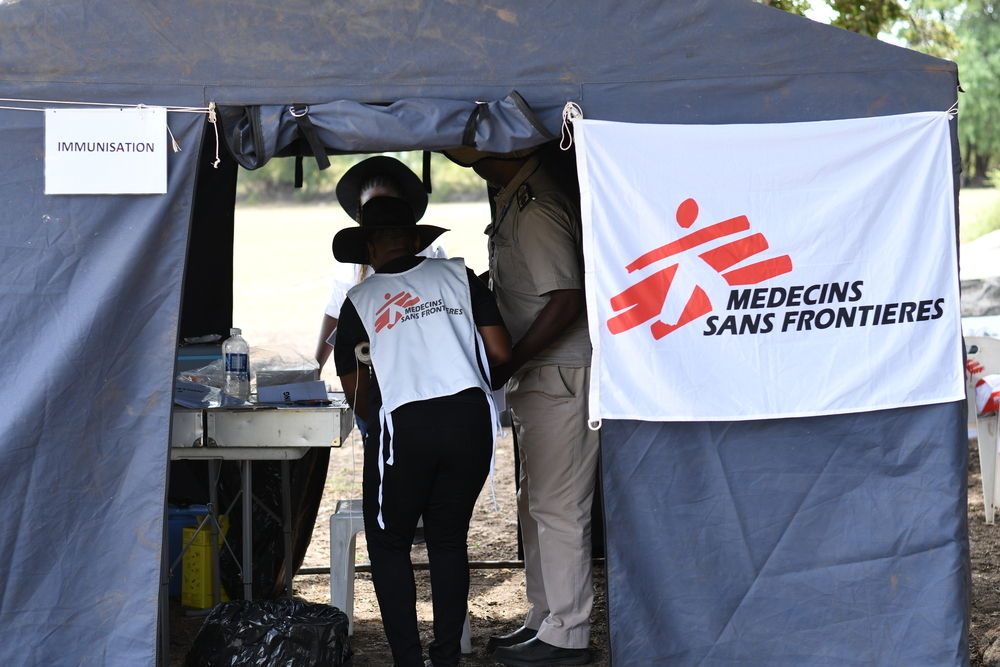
top-left (222, 327), bottom-right (251, 401)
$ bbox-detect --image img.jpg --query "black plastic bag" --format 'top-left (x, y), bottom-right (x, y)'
top-left (185, 599), bottom-right (352, 667)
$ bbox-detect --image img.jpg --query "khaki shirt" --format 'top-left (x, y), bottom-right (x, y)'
top-left (487, 157), bottom-right (592, 371)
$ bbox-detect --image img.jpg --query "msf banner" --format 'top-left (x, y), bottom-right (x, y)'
top-left (574, 111), bottom-right (963, 422)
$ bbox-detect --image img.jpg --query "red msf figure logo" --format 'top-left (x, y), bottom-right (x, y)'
top-left (375, 291), bottom-right (421, 332)
top-left (607, 198), bottom-right (793, 339)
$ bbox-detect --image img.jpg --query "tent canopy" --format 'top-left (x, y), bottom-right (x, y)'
top-left (0, 2), bottom-right (964, 665)
top-left (0, 1), bottom-right (954, 124)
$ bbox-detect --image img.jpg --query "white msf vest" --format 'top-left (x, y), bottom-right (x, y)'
top-left (347, 257), bottom-right (499, 527)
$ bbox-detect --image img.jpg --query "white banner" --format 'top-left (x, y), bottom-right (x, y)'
top-left (45, 107), bottom-right (167, 194)
top-left (575, 112), bottom-right (963, 422)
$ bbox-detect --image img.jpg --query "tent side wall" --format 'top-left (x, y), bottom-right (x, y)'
top-left (602, 404), bottom-right (969, 664)
top-left (0, 107), bottom-right (205, 666)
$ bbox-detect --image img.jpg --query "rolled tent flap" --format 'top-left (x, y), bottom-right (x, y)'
top-left (218, 90), bottom-right (555, 170)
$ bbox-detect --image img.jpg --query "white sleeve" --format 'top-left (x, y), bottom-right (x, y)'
top-left (324, 277), bottom-right (350, 318)
top-left (325, 264), bottom-right (367, 318)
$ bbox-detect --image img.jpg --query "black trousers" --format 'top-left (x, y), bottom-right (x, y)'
top-left (363, 390), bottom-right (493, 667)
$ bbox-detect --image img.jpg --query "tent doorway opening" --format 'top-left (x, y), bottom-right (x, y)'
top-left (178, 129), bottom-right (500, 380)
top-left (171, 130), bottom-right (504, 600)
top-left (168, 118), bottom-right (604, 663)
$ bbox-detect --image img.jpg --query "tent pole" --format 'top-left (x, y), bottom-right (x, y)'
top-left (208, 458), bottom-right (222, 606)
top-left (158, 511), bottom-right (170, 666)
top-left (242, 461), bottom-right (254, 600)
top-left (281, 461), bottom-right (293, 596)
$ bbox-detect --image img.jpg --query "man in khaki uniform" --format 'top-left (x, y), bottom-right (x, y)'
top-left (445, 145), bottom-right (599, 667)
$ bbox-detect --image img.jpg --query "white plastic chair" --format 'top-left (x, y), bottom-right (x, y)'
top-left (965, 336), bottom-right (1000, 523)
top-left (329, 499), bottom-right (472, 652)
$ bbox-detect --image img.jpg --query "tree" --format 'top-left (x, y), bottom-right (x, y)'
top-left (887, 0), bottom-right (1000, 181)
top-left (897, 0), bottom-right (962, 59)
top-left (954, 0), bottom-right (1000, 181)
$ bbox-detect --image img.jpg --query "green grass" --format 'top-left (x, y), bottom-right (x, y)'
top-left (960, 187), bottom-right (1000, 243)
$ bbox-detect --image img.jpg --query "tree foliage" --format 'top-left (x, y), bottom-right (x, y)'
top-left (892, 0), bottom-right (1000, 179)
top-left (756, 0), bottom-right (906, 34)
top-left (828, 0), bottom-right (906, 35)
top-left (953, 0), bottom-right (1000, 180)
top-left (896, 0), bottom-right (961, 58)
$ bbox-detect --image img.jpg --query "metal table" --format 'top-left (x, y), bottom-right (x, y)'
top-left (169, 394), bottom-right (353, 603)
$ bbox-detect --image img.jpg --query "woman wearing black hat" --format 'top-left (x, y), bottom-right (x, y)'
top-left (315, 156), bottom-right (446, 374)
top-left (333, 196), bottom-right (511, 667)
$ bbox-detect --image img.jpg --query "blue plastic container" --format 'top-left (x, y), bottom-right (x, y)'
top-left (167, 504), bottom-right (210, 598)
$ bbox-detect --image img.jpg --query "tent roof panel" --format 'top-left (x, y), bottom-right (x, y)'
top-left (0, 0), bottom-right (953, 108)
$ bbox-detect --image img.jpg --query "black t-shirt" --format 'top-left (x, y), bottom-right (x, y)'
top-left (333, 255), bottom-right (504, 378)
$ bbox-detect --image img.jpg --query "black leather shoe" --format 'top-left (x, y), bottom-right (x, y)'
top-left (493, 637), bottom-right (592, 666)
top-left (485, 626), bottom-right (537, 654)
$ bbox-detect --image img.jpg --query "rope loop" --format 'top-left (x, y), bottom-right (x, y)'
top-left (946, 98), bottom-right (959, 120)
top-left (560, 102), bottom-right (584, 151)
top-left (208, 101), bottom-right (221, 168)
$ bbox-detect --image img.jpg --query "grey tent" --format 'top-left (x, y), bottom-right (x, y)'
top-left (0, 1), bottom-right (965, 665)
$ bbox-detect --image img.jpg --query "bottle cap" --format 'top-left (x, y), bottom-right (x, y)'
top-left (230, 327), bottom-right (241, 335)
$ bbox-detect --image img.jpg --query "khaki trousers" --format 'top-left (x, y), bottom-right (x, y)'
top-left (507, 365), bottom-right (600, 649)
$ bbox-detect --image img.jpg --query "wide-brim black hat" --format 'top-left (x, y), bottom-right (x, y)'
top-left (332, 197), bottom-right (447, 264)
top-left (335, 155), bottom-right (428, 222)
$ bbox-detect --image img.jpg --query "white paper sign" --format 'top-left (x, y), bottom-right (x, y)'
top-left (45, 107), bottom-right (167, 194)
top-left (575, 111), bottom-right (964, 422)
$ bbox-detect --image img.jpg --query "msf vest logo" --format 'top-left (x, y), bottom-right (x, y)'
top-left (607, 198), bottom-right (793, 340)
top-left (375, 291), bottom-right (421, 332)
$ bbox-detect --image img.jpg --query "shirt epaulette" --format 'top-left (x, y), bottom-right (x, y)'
top-left (516, 183), bottom-right (535, 211)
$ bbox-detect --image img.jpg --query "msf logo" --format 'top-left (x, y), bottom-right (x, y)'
top-left (375, 291), bottom-right (420, 332)
top-left (607, 198), bottom-right (793, 339)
